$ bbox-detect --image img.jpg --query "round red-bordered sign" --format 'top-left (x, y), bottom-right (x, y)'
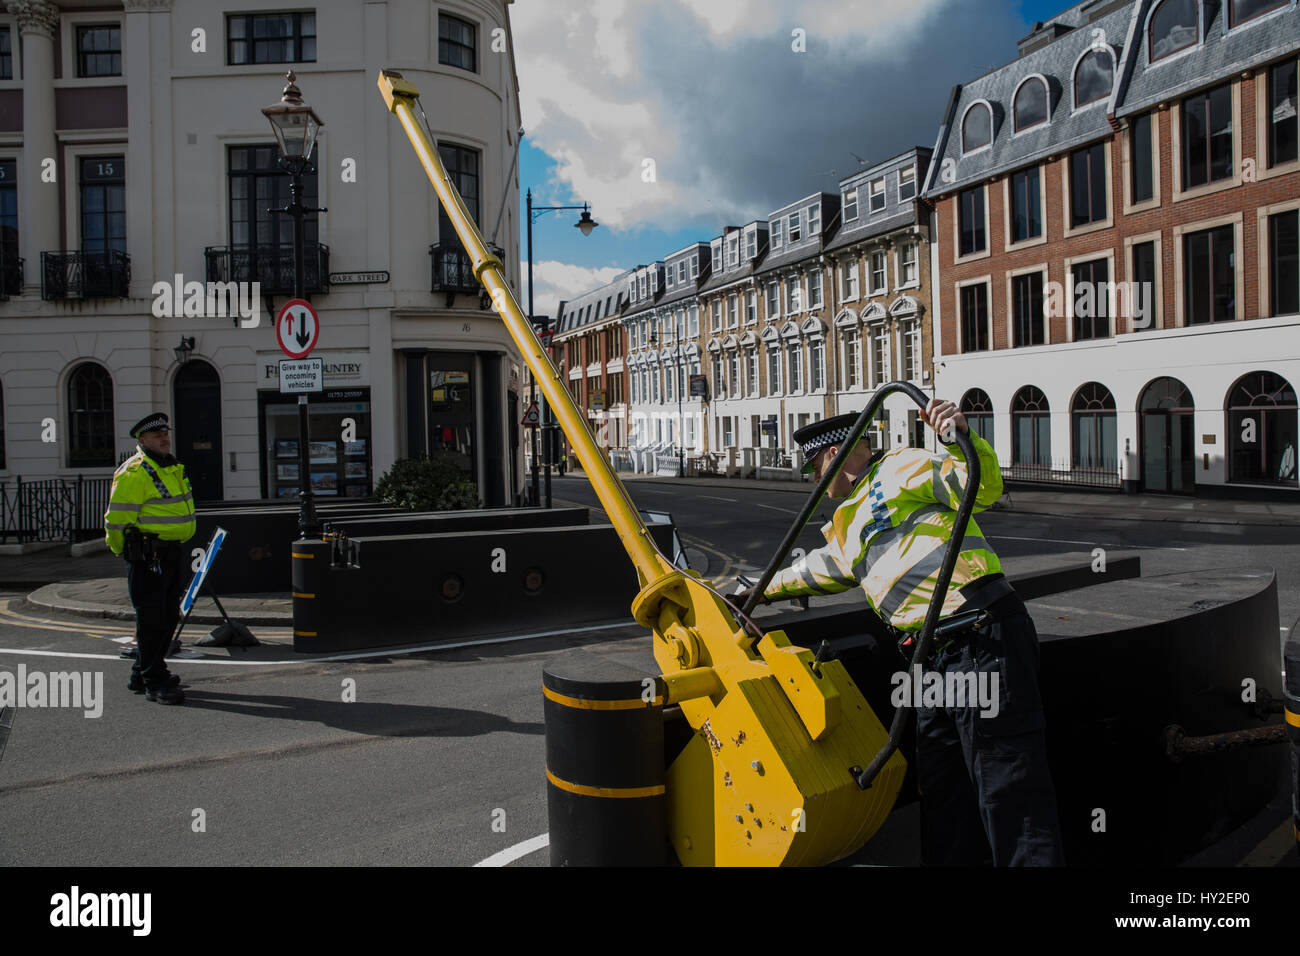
top-left (276, 298), bottom-right (320, 359)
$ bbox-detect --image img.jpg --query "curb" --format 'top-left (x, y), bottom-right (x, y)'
top-left (22, 587), bottom-right (292, 627)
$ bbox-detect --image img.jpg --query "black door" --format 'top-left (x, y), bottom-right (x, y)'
top-left (1139, 377), bottom-right (1195, 495)
top-left (173, 360), bottom-right (223, 503)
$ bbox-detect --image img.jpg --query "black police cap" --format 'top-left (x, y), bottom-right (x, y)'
top-left (129, 412), bottom-right (170, 439)
top-left (794, 412), bottom-right (876, 474)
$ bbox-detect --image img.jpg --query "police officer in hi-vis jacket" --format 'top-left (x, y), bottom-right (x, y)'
top-left (741, 399), bottom-right (1065, 866)
top-left (104, 413), bottom-right (197, 705)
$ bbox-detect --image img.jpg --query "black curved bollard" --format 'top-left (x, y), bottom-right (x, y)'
top-left (543, 650), bottom-right (667, 866)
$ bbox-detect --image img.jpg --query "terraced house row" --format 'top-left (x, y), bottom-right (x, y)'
top-left (554, 146), bottom-right (935, 475)
top-left (555, 0), bottom-right (1299, 498)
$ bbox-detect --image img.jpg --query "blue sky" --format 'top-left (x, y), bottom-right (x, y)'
top-left (512, 0), bottom-right (1081, 317)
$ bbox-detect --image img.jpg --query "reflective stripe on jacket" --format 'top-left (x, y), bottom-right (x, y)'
top-left (764, 432), bottom-right (1004, 632)
top-left (103, 447), bottom-right (197, 554)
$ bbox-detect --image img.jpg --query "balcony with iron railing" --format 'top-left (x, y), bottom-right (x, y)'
top-left (205, 243), bottom-right (330, 296)
top-left (430, 241), bottom-right (505, 307)
top-left (40, 250), bottom-right (130, 300)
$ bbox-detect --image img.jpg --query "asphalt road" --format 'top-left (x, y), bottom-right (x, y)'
top-left (0, 475), bottom-right (1296, 868)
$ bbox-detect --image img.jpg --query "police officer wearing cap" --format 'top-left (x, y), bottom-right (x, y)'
top-left (741, 399), bottom-right (1064, 866)
top-left (104, 413), bottom-right (197, 704)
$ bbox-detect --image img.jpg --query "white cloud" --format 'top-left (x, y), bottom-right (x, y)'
top-left (511, 0), bottom-right (1027, 234)
top-left (522, 260), bottom-right (625, 321)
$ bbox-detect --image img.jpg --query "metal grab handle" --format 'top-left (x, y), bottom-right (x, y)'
top-left (734, 381), bottom-right (982, 791)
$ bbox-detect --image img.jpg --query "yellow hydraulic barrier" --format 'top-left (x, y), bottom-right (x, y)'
top-left (379, 70), bottom-right (905, 865)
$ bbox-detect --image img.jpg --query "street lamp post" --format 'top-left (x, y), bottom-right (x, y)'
top-left (263, 71), bottom-right (326, 539)
top-left (649, 327), bottom-right (686, 477)
top-left (526, 188), bottom-right (598, 508)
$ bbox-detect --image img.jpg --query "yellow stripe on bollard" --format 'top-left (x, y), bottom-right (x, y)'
top-left (542, 685), bottom-right (663, 710)
top-left (546, 768), bottom-right (665, 799)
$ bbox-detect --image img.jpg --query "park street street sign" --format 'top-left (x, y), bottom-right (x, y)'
top-left (280, 358), bottom-right (323, 394)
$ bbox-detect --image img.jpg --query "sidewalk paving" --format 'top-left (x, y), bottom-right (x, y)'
top-left (616, 472), bottom-right (1300, 526)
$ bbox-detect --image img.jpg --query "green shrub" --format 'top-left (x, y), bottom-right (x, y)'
top-left (374, 454), bottom-right (481, 511)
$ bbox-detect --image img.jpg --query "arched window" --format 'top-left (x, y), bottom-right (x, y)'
top-left (1012, 386), bottom-right (1051, 467)
top-left (1140, 376), bottom-right (1194, 411)
top-left (1015, 77), bottom-right (1049, 132)
top-left (67, 362), bottom-right (114, 468)
top-left (1075, 49), bottom-right (1114, 107)
top-left (1072, 383), bottom-right (1117, 470)
top-left (1149, 0), bottom-right (1199, 62)
top-left (962, 102), bottom-right (993, 153)
top-left (1230, 0), bottom-right (1288, 28)
top-left (1226, 371), bottom-right (1298, 485)
top-left (960, 388), bottom-right (994, 447)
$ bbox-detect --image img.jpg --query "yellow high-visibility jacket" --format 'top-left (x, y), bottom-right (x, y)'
top-left (764, 432), bottom-right (1004, 631)
top-left (103, 447), bottom-right (197, 555)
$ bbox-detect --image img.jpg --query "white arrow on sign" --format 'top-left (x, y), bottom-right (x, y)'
top-left (276, 298), bottom-right (320, 359)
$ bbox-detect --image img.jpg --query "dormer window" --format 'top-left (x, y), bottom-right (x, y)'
top-left (789, 211), bottom-right (802, 243)
top-left (639, 274), bottom-right (647, 298)
top-left (808, 203), bottom-right (821, 234)
top-left (869, 178), bottom-right (886, 213)
top-left (711, 239), bottom-right (722, 272)
top-left (650, 270), bottom-right (658, 293)
top-left (772, 219), bottom-right (784, 249)
top-left (1230, 0), bottom-right (1288, 28)
top-left (678, 260), bottom-right (687, 284)
top-left (1149, 0), bottom-right (1198, 62)
top-left (962, 102), bottom-right (993, 153)
top-left (1014, 76), bottom-right (1049, 131)
top-left (745, 228), bottom-right (758, 259)
top-left (666, 269), bottom-right (674, 288)
top-left (898, 167), bottom-right (916, 201)
top-left (1074, 48), bottom-right (1114, 108)
top-left (690, 254), bottom-right (699, 278)
top-left (726, 234), bottom-right (739, 268)
top-left (843, 188), bottom-right (859, 221)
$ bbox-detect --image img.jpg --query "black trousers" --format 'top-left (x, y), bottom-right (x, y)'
top-left (916, 593), bottom-right (1066, 866)
top-left (126, 545), bottom-right (187, 689)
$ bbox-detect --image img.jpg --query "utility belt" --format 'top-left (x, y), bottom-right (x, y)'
top-left (893, 573), bottom-right (1019, 661)
top-left (122, 526), bottom-right (183, 566)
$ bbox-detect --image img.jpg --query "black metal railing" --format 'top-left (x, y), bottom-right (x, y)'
top-left (40, 250), bottom-right (131, 300)
top-left (205, 243), bottom-right (330, 296)
top-left (0, 242), bottom-right (23, 299)
top-left (430, 242), bottom-right (505, 298)
top-left (1001, 458), bottom-right (1122, 490)
top-left (0, 475), bottom-right (112, 545)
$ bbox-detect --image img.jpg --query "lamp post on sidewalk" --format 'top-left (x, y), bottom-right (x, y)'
top-left (526, 189), bottom-right (598, 507)
top-left (263, 71), bottom-right (326, 538)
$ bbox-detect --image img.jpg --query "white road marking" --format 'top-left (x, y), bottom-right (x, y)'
top-left (474, 832), bottom-right (549, 867)
top-left (989, 534), bottom-right (1187, 552)
top-left (700, 495), bottom-right (737, 503)
top-left (0, 620), bottom-right (638, 667)
top-left (755, 503), bottom-right (799, 515)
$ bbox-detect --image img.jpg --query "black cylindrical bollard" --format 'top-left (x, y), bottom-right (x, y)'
top-left (543, 649), bottom-right (666, 866)
top-left (1285, 628), bottom-right (1299, 858)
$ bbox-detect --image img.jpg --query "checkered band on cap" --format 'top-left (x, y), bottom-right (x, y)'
top-left (130, 413), bottom-right (169, 438)
top-left (799, 426), bottom-right (852, 459)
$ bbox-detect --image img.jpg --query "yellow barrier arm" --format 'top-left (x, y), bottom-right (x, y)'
top-left (378, 70), bottom-right (668, 588)
top-left (378, 69), bottom-right (906, 866)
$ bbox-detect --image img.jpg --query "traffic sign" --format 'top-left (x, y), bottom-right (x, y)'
top-left (279, 358), bottom-right (323, 393)
top-left (276, 298), bottom-right (320, 359)
top-left (521, 401), bottom-right (541, 427)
